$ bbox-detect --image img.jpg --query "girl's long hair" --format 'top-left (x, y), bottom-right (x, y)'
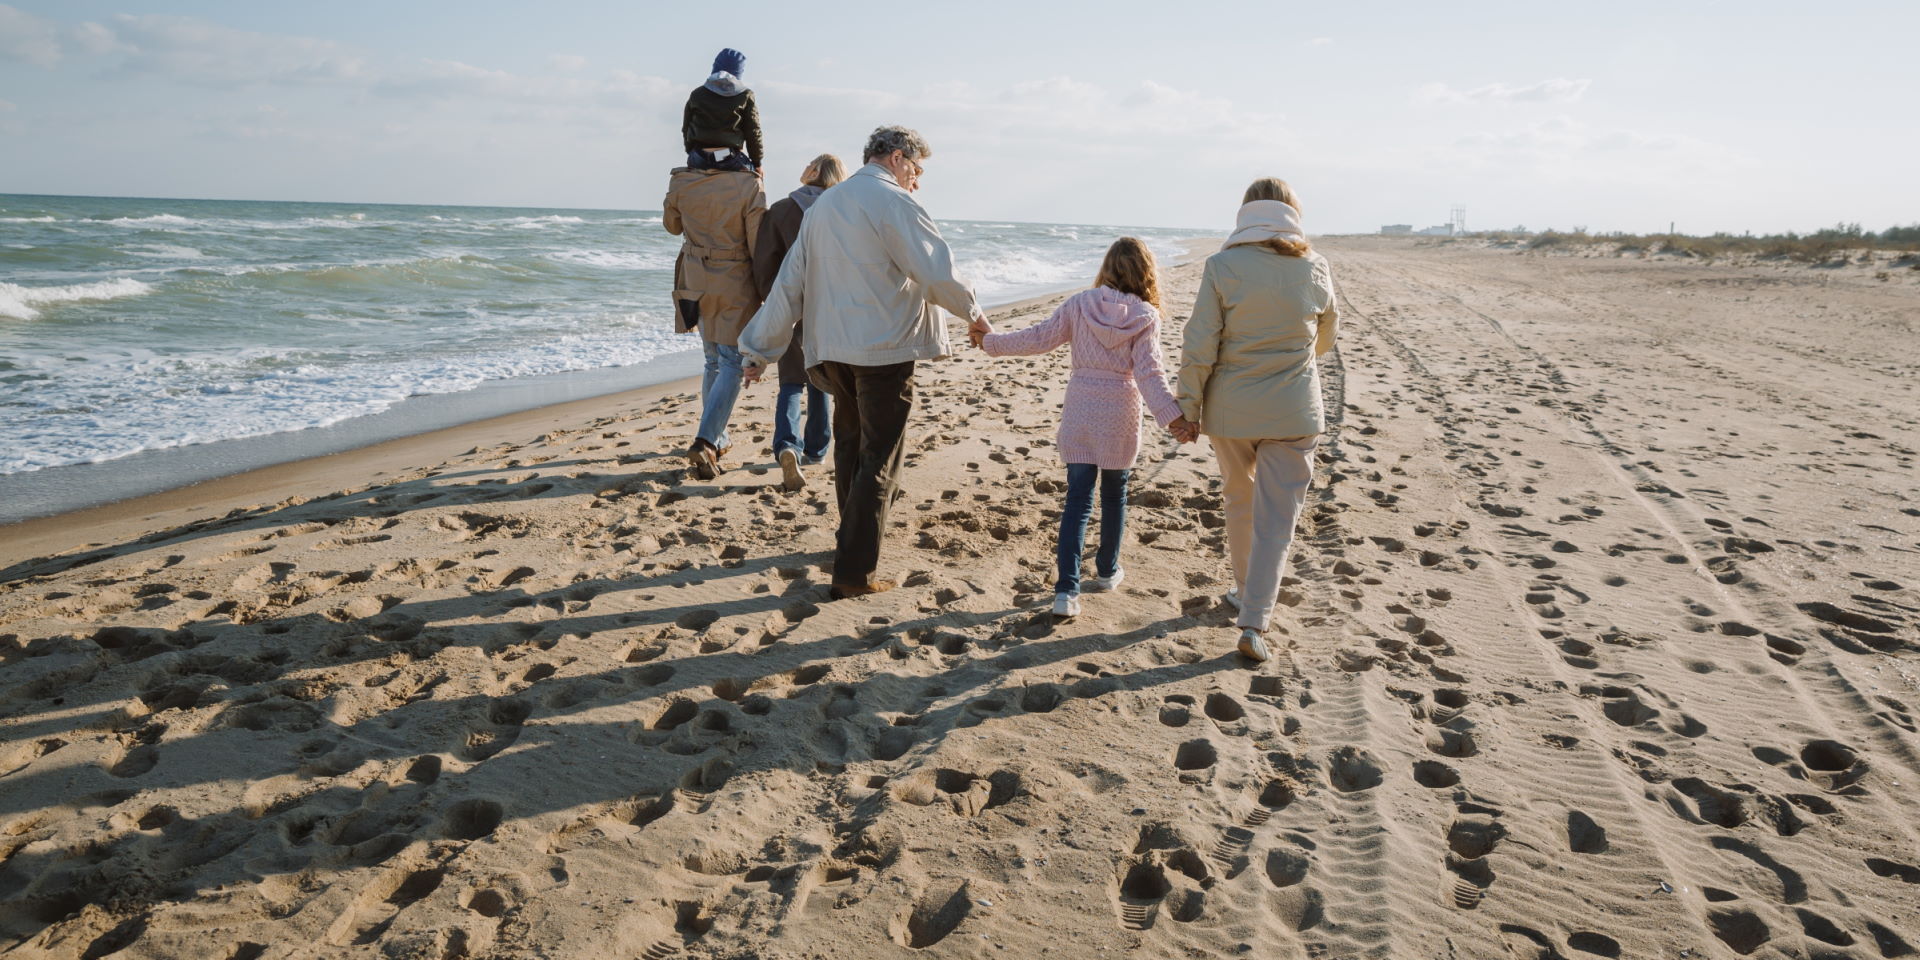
top-left (1242, 177), bottom-right (1311, 258)
top-left (1093, 236), bottom-right (1162, 311)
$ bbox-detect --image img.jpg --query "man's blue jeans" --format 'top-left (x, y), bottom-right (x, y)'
top-left (1057, 463), bottom-right (1129, 597)
top-left (696, 340), bottom-right (743, 451)
top-left (773, 381), bottom-right (831, 461)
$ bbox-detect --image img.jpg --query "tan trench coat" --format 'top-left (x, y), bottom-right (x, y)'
top-left (663, 167), bottom-right (766, 347)
top-left (1176, 245), bottom-right (1339, 439)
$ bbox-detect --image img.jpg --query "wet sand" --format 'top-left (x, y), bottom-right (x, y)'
top-left (1, 237), bottom-right (1917, 958)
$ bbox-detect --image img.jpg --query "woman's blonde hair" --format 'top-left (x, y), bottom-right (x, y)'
top-left (1094, 236), bottom-right (1162, 311)
top-left (802, 154), bottom-right (846, 189)
top-left (1242, 177), bottom-right (1311, 258)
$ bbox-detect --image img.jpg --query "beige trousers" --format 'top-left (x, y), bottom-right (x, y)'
top-left (1212, 435), bottom-right (1318, 631)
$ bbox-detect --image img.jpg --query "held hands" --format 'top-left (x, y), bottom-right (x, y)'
top-left (967, 314), bottom-right (993, 349)
top-left (1168, 416), bottom-right (1200, 444)
top-left (742, 363), bottom-right (766, 385)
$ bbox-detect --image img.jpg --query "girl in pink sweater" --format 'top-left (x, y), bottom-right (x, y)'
top-left (971, 238), bottom-right (1196, 619)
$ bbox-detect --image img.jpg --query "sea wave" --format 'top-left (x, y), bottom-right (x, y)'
top-left (0, 314), bottom-right (680, 473)
top-left (101, 214), bottom-right (204, 228)
top-left (0, 216), bottom-right (57, 223)
top-left (0, 277), bottom-right (156, 321)
top-left (505, 215), bottom-right (586, 228)
top-left (546, 248), bottom-right (674, 271)
top-left (125, 243), bottom-right (205, 259)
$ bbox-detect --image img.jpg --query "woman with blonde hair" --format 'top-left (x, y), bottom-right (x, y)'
top-left (751, 153), bottom-right (846, 490)
top-left (1176, 177), bottom-right (1337, 662)
top-left (971, 237), bottom-right (1197, 619)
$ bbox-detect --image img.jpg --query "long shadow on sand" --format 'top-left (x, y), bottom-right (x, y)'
top-left (1, 556), bottom-right (1238, 944)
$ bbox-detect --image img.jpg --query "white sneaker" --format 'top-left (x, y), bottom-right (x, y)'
top-left (1051, 593), bottom-right (1081, 620)
top-left (1237, 628), bottom-right (1270, 663)
top-left (1224, 590), bottom-right (1242, 612)
top-left (1084, 567), bottom-right (1125, 593)
top-left (778, 449), bottom-right (805, 491)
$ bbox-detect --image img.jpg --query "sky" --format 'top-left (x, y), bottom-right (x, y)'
top-left (2, 1), bottom-right (1916, 234)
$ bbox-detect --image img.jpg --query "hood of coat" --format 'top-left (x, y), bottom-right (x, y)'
top-left (703, 71), bottom-right (748, 96)
top-left (1081, 286), bottom-right (1158, 347)
top-left (789, 184), bottom-right (825, 211)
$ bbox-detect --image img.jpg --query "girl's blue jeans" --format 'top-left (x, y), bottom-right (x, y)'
top-left (1057, 463), bottom-right (1129, 597)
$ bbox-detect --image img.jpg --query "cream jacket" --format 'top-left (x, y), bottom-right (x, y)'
top-left (739, 163), bottom-right (981, 370)
top-left (1176, 245), bottom-right (1338, 439)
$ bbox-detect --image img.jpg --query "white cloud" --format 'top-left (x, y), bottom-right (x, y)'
top-left (1416, 77), bottom-right (1591, 105)
top-left (773, 75), bottom-right (1284, 144)
top-left (549, 54), bottom-right (587, 72)
top-left (0, 4), bottom-right (63, 66)
top-left (1310, 37), bottom-right (1334, 46)
top-left (70, 20), bottom-right (118, 55)
top-left (106, 14), bottom-right (367, 87)
top-left (1445, 114), bottom-right (1750, 180)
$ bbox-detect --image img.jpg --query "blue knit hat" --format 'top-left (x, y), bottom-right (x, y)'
top-left (712, 48), bottom-right (745, 78)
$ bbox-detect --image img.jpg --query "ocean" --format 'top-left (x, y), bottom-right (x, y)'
top-left (0, 194), bottom-right (1211, 513)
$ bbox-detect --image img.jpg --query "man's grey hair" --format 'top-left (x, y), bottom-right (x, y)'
top-left (863, 125), bottom-right (932, 163)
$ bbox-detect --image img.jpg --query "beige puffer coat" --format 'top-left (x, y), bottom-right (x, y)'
top-left (1176, 245), bottom-right (1338, 439)
top-left (663, 167), bottom-right (766, 346)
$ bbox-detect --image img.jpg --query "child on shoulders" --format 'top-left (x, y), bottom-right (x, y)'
top-left (683, 48), bottom-right (763, 174)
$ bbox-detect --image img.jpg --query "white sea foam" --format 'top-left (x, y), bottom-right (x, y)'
top-left (547, 249), bottom-right (675, 271)
top-left (0, 215), bottom-right (57, 223)
top-left (0, 277), bottom-right (155, 321)
top-left (505, 215), bottom-right (586, 228)
top-left (125, 243), bottom-right (204, 259)
top-left (102, 214), bottom-right (203, 228)
top-left (0, 314), bottom-right (679, 473)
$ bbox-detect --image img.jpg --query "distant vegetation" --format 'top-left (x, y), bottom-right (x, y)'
top-left (1458, 223), bottom-right (1920, 263)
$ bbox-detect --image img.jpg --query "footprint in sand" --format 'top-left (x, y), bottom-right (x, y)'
top-left (1204, 693), bottom-right (1247, 734)
top-left (1114, 826), bottom-right (1211, 930)
top-left (1557, 809), bottom-right (1608, 854)
top-left (1706, 906), bottom-right (1772, 956)
top-left (1173, 739), bottom-right (1218, 783)
top-left (1326, 746), bottom-right (1383, 793)
top-left (1444, 807), bottom-right (1505, 909)
top-left (324, 860), bottom-right (449, 947)
top-left (888, 881), bottom-right (974, 948)
top-left (458, 697), bottom-right (530, 762)
top-left (889, 768), bottom-right (1016, 818)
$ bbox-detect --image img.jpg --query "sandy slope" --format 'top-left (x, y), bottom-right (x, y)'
top-left (1, 238), bottom-right (1917, 959)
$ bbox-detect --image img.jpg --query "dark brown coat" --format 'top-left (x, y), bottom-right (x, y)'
top-left (753, 194), bottom-right (809, 384)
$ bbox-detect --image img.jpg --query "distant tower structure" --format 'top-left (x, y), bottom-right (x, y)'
top-left (1449, 205), bottom-right (1468, 236)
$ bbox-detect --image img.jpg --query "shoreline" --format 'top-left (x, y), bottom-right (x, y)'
top-left (0, 261), bottom-right (1197, 537)
top-left (0, 242), bottom-right (1216, 567)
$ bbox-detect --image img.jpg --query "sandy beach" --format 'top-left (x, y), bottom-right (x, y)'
top-left (2, 237), bottom-right (1917, 958)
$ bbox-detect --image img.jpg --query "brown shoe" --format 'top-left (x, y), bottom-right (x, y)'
top-left (830, 578), bottom-right (897, 600)
top-left (687, 442), bottom-right (718, 481)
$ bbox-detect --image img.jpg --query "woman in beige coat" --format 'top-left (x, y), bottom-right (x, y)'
top-left (664, 165), bottom-right (766, 479)
top-left (1176, 178), bottom-right (1337, 663)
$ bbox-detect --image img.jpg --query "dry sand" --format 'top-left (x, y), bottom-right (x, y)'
top-left (1, 237), bottom-right (1917, 959)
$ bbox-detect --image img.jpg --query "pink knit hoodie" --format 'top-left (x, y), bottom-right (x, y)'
top-left (982, 287), bottom-right (1183, 470)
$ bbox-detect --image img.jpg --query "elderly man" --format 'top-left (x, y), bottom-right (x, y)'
top-left (740, 125), bottom-right (987, 599)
